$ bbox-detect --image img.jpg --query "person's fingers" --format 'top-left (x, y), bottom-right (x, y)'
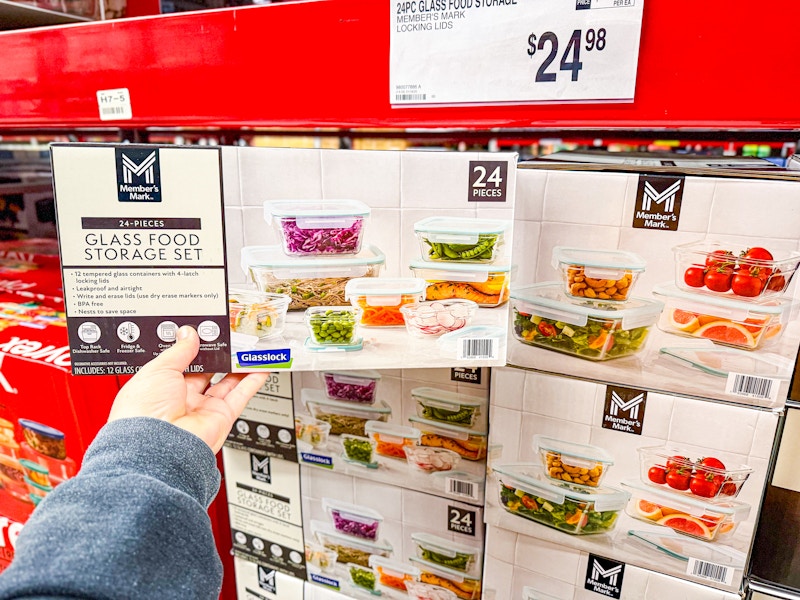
top-left (220, 373), bottom-right (269, 419)
top-left (139, 325), bottom-right (200, 374)
top-left (185, 372), bottom-right (215, 394)
top-left (204, 373), bottom-right (249, 398)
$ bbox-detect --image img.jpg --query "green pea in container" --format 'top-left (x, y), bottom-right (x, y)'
top-left (413, 216), bottom-right (509, 264)
top-left (304, 306), bottom-right (361, 346)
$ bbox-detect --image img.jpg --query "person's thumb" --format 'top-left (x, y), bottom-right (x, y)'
top-left (141, 325), bottom-right (200, 373)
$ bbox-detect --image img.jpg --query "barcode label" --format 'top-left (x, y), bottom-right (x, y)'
top-left (725, 372), bottom-right (780, 402)
top-left (395, 93), bottom-right (427, 101)
top-left (458, 337), bottom-right (497, 360)
top-left (96, 88), bottom-right (132, 121)
top-left (687, 557), bottom-right (733, 585)
top-left (447, 477), bottom-right (479, 501)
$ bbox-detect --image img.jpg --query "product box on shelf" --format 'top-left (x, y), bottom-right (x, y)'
top-left (51, 144), bottom-right (516, 375)
top-left (508, 158), bottom-right (800, 408)
top-left (482, 524), bottom-right (741, 600)
top-left (233, 556), bottom-right (305, 600)
top-left (300, 466), bottom-right (485, 599)
top-left (485, 366), bottom-right (778, 594)
top-left (292, 368), bottom-right (489, 506)
top-left (0, 300), bottom-right (121, 570)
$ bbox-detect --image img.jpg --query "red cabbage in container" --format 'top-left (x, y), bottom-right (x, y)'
top-left (264, 199), bottom-right (370, 256)
top-left (322, 497), bottom-right (383, 541)
top-left (322, 370), bottom-right (381, 404)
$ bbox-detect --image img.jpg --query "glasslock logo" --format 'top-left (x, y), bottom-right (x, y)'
top-left (115, 147), bottom-right (162, 202)
top-left (602, 385), bottom-right (647, 435)
top-left (585, 554), bottom-right (625, 598)
top-left (632, 174), bottom-right (684, 231)
top-left (250, 454), bottom-right (271, 484)
top-left (257, 566), bottom-right (277, 594)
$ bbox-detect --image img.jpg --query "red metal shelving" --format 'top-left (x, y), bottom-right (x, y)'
top-left (0, 0), bottom-right (799, 132)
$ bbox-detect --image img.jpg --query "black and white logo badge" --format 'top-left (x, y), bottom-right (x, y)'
top-left (632, 174), bottom-right (684, 231)
top-left (257, 566), bottom-right (277, 595)
top-left (575, 0), bottom-right (591, 9)
top-left (115, 147), bottom-right (161, 202)
top-left (451, 367), bottom-right (482, 385)
top-left (448, 506), bottom-right (477, 536)
top-left (585, 554), bottom-right (625, 598)
top-left (250, 454), bottom-right (272, 484)
top-left (602, 385), bottom-right (647, 435)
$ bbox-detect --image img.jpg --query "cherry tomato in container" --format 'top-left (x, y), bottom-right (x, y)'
top-left (537, 321), bottom-right (557, 337)
top-left (704, 267), bottom-right (733, 292)
top-left (698, 457), bottom-right (726, 470)
top-left (683, 266), bottom-right (707, 288)
top-left (648, 465), bottom-right (667, 485)
top-left (720, 480), bottom-right (738, 496)
top-left (666, 468), bottom-right (691, 491)
top-left (705, 250), bottom-right (735, 269)
top-left (666, 456), bottom-right (690, 470)
top-left (767, 269), bottom-right (787, 292)
top-left (690, 473), bottom-right (721, 498)
top-left (731, 272), bottom-right (764, 297)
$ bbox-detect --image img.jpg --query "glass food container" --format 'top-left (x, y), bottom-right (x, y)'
top-left (637, 444), bottom-right (753, 500)
top-left (341, 434), bottom-right (378, 467)
top-left (414, 216), bottom-right (509, 264)
top-left (492, 463), bottom-right (628, 535)
top-left (294, 414), bottom-right (331, 449)
top-left (409, 259), bottom-right (512, 307)
top-left (369, 555), bottom-right (421, 593)
top-left (400, 300), bottom-right (478, 337)
top-left (534, 435), bottom-right (614, 488)
top-left (408, 556), bottom-right (482, 600)
top-left (552, 246), bottom-right (646, 302)
top-left (411, 532), bottom-right (480, 573)
top-left (321, 369), bottom-right (382, 404)
top-left (405, 580), bottom-right (460, 600)
top-left (311, 520), bottom-right (392, 568)
top-left (305, 306), bottom-right (361, 347)
top-left (305, 542), bottom-right (338, 574)
top-left (652, 282), bottom-right (794, 350)
top-left (364, 421), bottom-right (421, 460)
top-left (302, 388), bottom-right (391, 437)
top-left (264, 199), bottom-right (370, 256)
top-left (241, 244), bottom-right (385, 310)
top-left (18, 419), bottom-right (66, 460)
top-left (673, 240), bottom-right (800, 299)
top-left (345, 277), bottom-right (427, 327)
top-left (408, 415), bottom-right (487, 461)
top-left (404, 446), bottom-right (461, 473)
top-left (228, 289), bottom-right (290, 340)
top-left (621, 479), bottom-right (750, 542)
top-left (346, 563), bottom-right (379, 594)
top-left (412, 386), bottom-right (486, 428)
top-left (511, 283), bottom-right (663, 361)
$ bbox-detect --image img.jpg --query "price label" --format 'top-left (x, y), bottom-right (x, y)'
top-left (96, 88), bottom-right (132, 121)
top-left (390, 0), bottom-right (644, 105)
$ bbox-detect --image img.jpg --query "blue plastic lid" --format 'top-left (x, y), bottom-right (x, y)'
top-left (18, 419), bottom-right (64, 440)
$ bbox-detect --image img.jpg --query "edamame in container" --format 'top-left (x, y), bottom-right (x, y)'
top-left (414, 217), bottom-right (508, 264)
top-left (305, 306), bottom-right (361, 349)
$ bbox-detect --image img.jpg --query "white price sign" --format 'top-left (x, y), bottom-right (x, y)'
top-left (96, 88), bottom-right (132, 121)
top-left (390, 0), bottom-right (644, 105)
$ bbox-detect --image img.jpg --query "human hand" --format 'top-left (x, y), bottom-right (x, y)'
top-left (108, 325), bottom-right (268, 453)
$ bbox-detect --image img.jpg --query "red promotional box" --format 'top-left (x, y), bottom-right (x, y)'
top-left (0, 300), bottom-right (121, 570)
top-left (0, 239), bottom-right (63, 310)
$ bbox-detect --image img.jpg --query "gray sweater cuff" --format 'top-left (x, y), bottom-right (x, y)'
top-left (82, 417), bottom-right (221, 507)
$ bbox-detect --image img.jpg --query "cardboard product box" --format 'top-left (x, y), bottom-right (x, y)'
top-left (0, 241), bottom-right (64, 309)
top-left (0, 301), bottom-right (121, 570)
top-left (484, 366), bottom-right (777, 594)
top-left (292, 367), bottom-right (489, 507)
top-left (0, 181), bottom-right (56, 240)
top-left (51, 144), bottom-right (516, 375)
top-left (233, 556), bottom-right (305, 600)
top-left (300, 467), bottom-right (485, 599)
top-left (0, 239), bottom-right (61, 271)
top-left (509, 159), bottom-right (800, 409)
top-left (482, 524), bottom-right (741, 600)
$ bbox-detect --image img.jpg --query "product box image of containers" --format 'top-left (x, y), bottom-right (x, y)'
top-left (345, 563), bottom-right (379, 594)
top-left (264, 199), bottom-right (370, 256)
top-left (409, 259), bottom-right (512, 307)
top-left (673, 240), bottom-right (800, 300)
top-left (400, 299), bottom-right (478, 337)
top-left (652, 283), bottom-right (794, 350)
top-left (621, 479), bottom-right (750, 542)
top-left (414, 216), bottom-right (509, 264)
top-left (364, 420), bottom-right (421, 459)
top-left (552, 246), bottom-right (646, 302)
top-left (321, 369), bottom-right (381, 404)
top-left (412, 387), bottom-right (486, 428)
top-left (637, 445), bottom-right (753, 500)
top-left (340, 434), bottom-right (378, 467)
top-left (534, 435), bottom-right (614, 488)
top-left (241, 245), bottom-right (386, 311)
top-left (345, 277), bottom-right (426, 327)
top-left (369, 555), bottom-right (421, 593)
top-left (303, 389), bottom-right (391, 437)
top-left (411, 532), bottom-right (480, 574)
top-left (305, 306), bottom-right (361, 347)
top-left (404, 446), bottom-right (461, 473)
top-left (228, 289), bottom-right (290, 340)
top-left (295, 414), bottom-right (331, 449)
top-left (408, 556), bottom-right (482, 600)
top-left (409, 415), bottom-right (487, 461)
top-left (511, 283), bottom-right (663, 361)
top-left (310, 520), bottom-right (393, 568)
top-left (492, 463), bottom-right (629, 535)
top-left (405, 579), bottom-right (458, 600)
